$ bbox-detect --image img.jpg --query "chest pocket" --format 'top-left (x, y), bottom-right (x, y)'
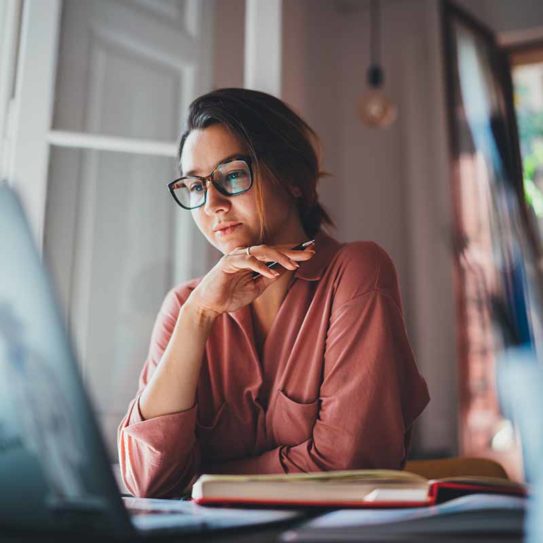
top-left (270, 390), bottom-right (319, 447)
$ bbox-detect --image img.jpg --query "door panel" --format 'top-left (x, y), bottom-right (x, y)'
top-left (52, 0), bottom-right (198, 140)
top-left (44, 0), bottom-right (213, 456)
top-left (45, 147), bottom-right (178, 454)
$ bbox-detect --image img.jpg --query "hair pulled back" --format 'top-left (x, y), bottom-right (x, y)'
top-left (178, 88), bottom-right (334, 239)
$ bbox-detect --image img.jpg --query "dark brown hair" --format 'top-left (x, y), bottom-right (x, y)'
top-left (178, 88), bottom-right (334, 239)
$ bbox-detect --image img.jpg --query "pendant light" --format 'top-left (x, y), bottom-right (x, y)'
top-left (358, 0), bottom-right (397, 128)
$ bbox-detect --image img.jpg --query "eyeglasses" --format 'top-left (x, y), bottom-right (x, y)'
top-left (168, 155), bottom-right (253, 210)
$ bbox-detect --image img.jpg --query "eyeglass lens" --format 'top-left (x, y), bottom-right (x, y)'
top-left (171, 159), bottom-right (252, 209)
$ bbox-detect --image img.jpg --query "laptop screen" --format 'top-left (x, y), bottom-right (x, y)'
top-left (0, 183), bottom-right (131, 535)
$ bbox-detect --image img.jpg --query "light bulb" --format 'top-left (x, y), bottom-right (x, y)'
top-left (358, 89), bottom-right (397, 128)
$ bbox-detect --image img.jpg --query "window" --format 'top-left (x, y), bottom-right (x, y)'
top-left (2, 0), bottom-right (214, 456)
top-left (510, 44), bottom-right (543, 241)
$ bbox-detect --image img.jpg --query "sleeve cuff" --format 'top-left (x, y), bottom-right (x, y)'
top-left (123, 400), bottom-right (198, 456)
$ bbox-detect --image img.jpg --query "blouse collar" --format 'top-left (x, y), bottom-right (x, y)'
top-left (294, 229), bottom-right (343, 282)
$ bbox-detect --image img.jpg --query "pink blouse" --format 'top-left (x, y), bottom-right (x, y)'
top-left (118, 230), bottom-right (430, 498)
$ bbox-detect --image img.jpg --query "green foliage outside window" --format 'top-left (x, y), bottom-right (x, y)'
top-left (515, 85), bottom-right (543, 218)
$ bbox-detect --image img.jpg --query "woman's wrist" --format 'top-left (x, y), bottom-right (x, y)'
top-left (183, 293), bottom-right (221, 326)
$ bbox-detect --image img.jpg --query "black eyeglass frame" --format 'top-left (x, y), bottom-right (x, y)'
top-left (168, 154), bottom-right (254, 210)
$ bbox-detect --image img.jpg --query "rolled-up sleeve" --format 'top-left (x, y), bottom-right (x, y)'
top-left (118, 287), bottom-right (201, 497)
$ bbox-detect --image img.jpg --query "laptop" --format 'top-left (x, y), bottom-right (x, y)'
top-left (0, 182), bottom-right (301, 537)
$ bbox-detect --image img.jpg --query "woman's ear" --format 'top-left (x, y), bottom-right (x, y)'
top-left (290, 186), bottom-right (302, 198)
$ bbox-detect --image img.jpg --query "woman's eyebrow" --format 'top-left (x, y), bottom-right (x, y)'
top-left (183, 153), bottom-right (243, 177)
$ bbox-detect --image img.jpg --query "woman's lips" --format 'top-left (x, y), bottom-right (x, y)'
top-left (215, 223), bottom-right (241, 237)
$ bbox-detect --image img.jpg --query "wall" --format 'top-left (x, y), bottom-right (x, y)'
top-left (282, 0), bottom-right (458, 457)
top-left (212, 0), bottom-right (245, 89)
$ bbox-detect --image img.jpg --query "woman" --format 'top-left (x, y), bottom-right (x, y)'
top-left (118, 88), bottom-right (429, 498)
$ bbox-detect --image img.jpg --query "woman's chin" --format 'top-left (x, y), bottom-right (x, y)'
top-left (215, 237), bottom-right (248, 255)
top-left (213, 230), bottom-right (256, 254)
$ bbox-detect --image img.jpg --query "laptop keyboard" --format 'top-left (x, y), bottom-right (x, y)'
top-left (122, 496), bottom-right (302, 533)
top-left (124, 496), bottom-right (199, 515)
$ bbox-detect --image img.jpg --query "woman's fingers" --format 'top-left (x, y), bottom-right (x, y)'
top-left (283, 249), bottom-right (315, 261)
top-left (224, 243), bottom-right (315, 280)
top-left (255, 249), bottom-right (299, 270)
top-left (247, 245), bottom-right (315, 268)
top-left (237, 256), bottom-right (280, 279)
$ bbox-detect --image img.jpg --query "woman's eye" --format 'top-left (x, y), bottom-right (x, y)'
top-left (225, 171), bottom-right (245, 183)
top-left (189, 182), bottom-right (204, 193)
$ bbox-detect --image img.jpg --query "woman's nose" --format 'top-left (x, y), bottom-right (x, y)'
top-left (203, 182), bottom-right (231, 215)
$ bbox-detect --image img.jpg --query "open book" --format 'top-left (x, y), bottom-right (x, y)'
top-left (191, 469), bottom-right (526, 508)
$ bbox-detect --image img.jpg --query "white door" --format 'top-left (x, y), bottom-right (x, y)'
top-left (39, 0), bottom-right (214, 456)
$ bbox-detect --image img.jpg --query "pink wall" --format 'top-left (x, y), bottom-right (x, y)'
top-left (282, 0), bottom-right (457, 458)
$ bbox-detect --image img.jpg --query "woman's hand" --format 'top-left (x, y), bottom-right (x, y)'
top-left (187, 243), bottom-right (316, 317)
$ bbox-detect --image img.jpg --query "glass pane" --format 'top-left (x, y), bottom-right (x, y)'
top-left (44, 147), bottom-right (178, 456)
top-left (512, 60), bottom-right (543, 238)
top-left (52, 0), bottom-right (187, 141)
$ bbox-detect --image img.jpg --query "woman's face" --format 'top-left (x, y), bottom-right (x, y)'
top-left (180, 124), bottom-right (301, 254)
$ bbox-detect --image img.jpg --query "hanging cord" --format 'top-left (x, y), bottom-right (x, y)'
top-left (370, 0), bottom-right (380, 66)
top-left (368, 0), bottom-right (384, 87)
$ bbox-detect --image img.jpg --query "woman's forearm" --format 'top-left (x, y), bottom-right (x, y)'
top-left (139, 297), bottom-right (217, 419)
